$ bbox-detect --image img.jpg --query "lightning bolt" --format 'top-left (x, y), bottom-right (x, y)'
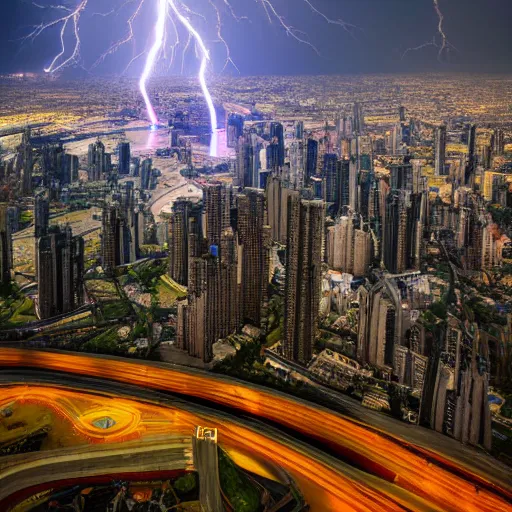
top-left (92, 0), bottom-right (146, 70)
top-left (28, 0), bottom-right (356, 159)
top-left (167, 0), bottom-right (218, 157)
top-left (139, 0), bottom-right (167, 127)
top-left (401, 37), bottom-right (438, 60)
top-left (26, 0), bottom-right (89, 73)
top-left (402, 0), bottom-right (456, 62)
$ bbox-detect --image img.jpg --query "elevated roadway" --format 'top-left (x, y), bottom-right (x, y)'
top-left (0, 349), bottom-right (511, 512)
top-left (0, 438), bottom-right (193, 505)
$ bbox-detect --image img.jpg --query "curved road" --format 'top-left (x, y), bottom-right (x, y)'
top-left (0, 348), bottom-right (511, 512)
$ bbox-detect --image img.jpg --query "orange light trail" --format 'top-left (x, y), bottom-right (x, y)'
top-left (0, 349), bottom-right (510, 512)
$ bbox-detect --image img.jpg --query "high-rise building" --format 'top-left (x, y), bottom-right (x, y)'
top-left (322, 153), bottom-right (339, 212)
top-left (269, 122), bottom-right (285, 168)
top-left (0, 204), bottom-right (13, 287)
top-left (62, 153), bottom-right (79, 184)
top-left (169, 199), bottom-right (203, 286)
top-left (177, 229), bottom-right (241, 362)
top-left (88, 140), bottom-right (111, 181)
top-left (140, 158), bottom-right (152, 190)
top-left (294, 120), bottom-right (304, 140)
top-left (326, 215), bottom-right (354, 273)
top-left (236, 189), bottom-right (271, 326)
top-left (203, 183), bottom-right (233, 248)
top-left (349, 159), bottom-right (359, 211)
top-left (266, 175), bottom-right (300, 245)
top-left (425, 318), bottom-right (492, 450)
top-left (383, 191), bottom-right (409, 274)
top-left (491, 128), bottom-right (505, 156)
top-left (101, 187), bottom-right (142, 273)
top-left (390, 158), bottom-right (414, 191)
top-left (306, 137), bottom-right (318, 182)
top-left (288, 140), bottom-right (305, 189)
top-left (399, 106), bottom-right (406, 123)
top-left (353, 102), bottom-right (365, 134)
top-left (235, 132), bottom-right (262, 188)
top-left (434, 125), bottom-right (447, 176)
top-left (118, 142), bottom-right (131, 175)
top-left (326, 215), bottom-right (372, 277)
top-left (15, 128), bottom-right (33, 196)
top-left (465, 124), bottom-right (477, 186)
top-left (384, 190), bottom-right (425, 274)
top-left (38, 225), bottom-right (84, 319)
top-left (226, 113), bottom-right (244, 148)
top-left (338, 159), bottom-right (351, 210)
top-left (353, 229), bottom-right (372, 277)
top-left (34, 191), bottom-right (50, 239)
top-left (283, 197), bottom-right (325, 365)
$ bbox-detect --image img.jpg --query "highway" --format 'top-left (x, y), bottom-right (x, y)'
top-left (0, 349), bottom-right (511, 512)
top-left (0, 438), bottom-right (193, 505)
top-left (0, 378), bottom-right (424, 512)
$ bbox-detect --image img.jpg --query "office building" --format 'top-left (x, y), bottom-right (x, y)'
top-left (15, 128), bottom-right (33, 196)
top-left (118, 142), bottom-right (131, 175)
top-left (88, 139), bottom-right (111, 181)
top-left (0, 204), bottom-right (13, 287)
top-left (390, 158), bottom-right (414, 191)
top-left (492, 128), bottom-right (505, 156)
top-left (465, 124), bottom-right (477, 186)
top-left (266, 175), bottom-right (300, 245)
top-left (140, 158), bottom-right (152, 190)
top-left (38, 225), bottom-right (84, 319)
top-left (177, 228), bottom-right (241, 362)
top-left (236, 189), bottom-right (271, 326)
top-left (226, 113), bottom-right (244, 148)
top-left (306, 137), bottom-right (318, 182)
top-left (434, 125), bottom-right (447, 176)
top-left (203, 183), bottom-right (233, 248)
top-left (169, 198), bottom-right (203, 286)
top-left (283, 197), bottom-right (325, 365)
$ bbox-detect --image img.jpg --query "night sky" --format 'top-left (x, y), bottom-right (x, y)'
top-left (1, 0), bottom-right (511, 76)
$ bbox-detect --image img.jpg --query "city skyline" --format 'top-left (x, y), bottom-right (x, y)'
top-left (0, 12), bottom-right (511, 506)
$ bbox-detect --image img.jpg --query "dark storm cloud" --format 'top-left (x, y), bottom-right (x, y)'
top-left (0, 0), bottom-right (511, 75)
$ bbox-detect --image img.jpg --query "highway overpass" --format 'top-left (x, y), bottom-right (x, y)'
top-left (0, 349), bottom-right (511, 512)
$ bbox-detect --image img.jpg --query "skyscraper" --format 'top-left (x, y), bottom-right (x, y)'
top-left (62, 153), bottom-right (79, 185)
top-left (383, 191), bottom-right (408, 274)
top-left (168, 198), bottom-right (203, 286)
top-left (353, 102), bottom-right (365, 134)
top-left (434, 125), bottom-right (447, 176)
top-left (266, 175), bottom-right (300, 245)
top-left (101, 188), bottom-right (142, 274)
top-left (226, 113), bottom-right (245, 148)
top-left (0, 204), bottom-right (13, 287)
top-left (34, 191), bottom-right (50, 239)
top-left (390, 158), bottom-right (414, 192)
top-left (465, 124), bottom-right (477, 186)
top-left (322, 153), bottom-right (340, 212)
top-left (269, 122), bottom-right (285, 168)
top-left (88, 140), bottom-right (110, 181)
top-left (177, 228), bottom-right (240, 362)
top-left (38, 225), bottom-right (84, 319)
top-left (118, 142), bottom-right (131, 175)
top-left (203, 183), bottom-right (232, 248)
top-left (283, 197), bottom-right (325, 365)
top-left (140, 158), bottom-right (152, 190)
top-left (306, 137), bottom-right (318, 182)
top-left (16, 128), bottom-right (33, 196)
top-left (491, 128), bottom-right (505, 156)
top-left (236, 189), bottom-right (271, 326)
top-left (326, 215), bottom-right (354, 273)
